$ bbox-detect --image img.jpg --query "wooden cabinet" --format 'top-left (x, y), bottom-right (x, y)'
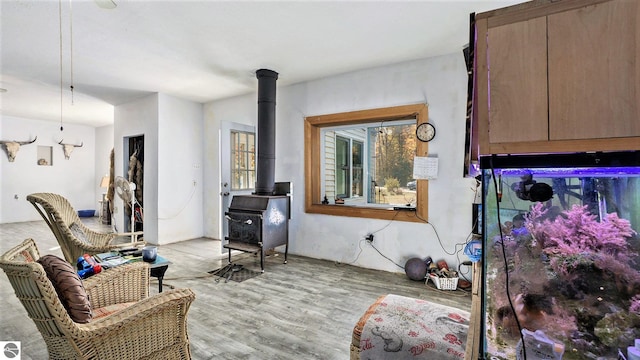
top-left (475, 0), bottom-right (640, 155)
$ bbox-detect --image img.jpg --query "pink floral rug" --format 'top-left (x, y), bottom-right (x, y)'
top-left (359, 294), bottom-right (470, 359)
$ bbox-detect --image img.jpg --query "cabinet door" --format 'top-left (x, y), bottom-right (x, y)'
top-left (548, 0), bottom-right (640, 140)
top-left (487, 16), bottom-right (548, 144)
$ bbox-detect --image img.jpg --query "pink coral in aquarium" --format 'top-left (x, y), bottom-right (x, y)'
top-left (526, 202), bottom-right (640, 297)
top-left (515, 202), bottom-right (640, 354)
top-left (631, 295), bottom-right (640, 314)
top-left (526, 203), bottom-right (636, 261)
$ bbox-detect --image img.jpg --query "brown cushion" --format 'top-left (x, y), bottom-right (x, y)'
top-left (37, 255), bottom-right (92, 323)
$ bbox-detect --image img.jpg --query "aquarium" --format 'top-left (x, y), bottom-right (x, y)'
top-left (480, 152), bottom-right (640, 360)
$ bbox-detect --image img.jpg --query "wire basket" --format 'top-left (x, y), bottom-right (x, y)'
top-left (428, 274), bottom-right (459, 291)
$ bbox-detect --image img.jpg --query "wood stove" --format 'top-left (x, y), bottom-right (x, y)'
top-left (223, 69), bottom-right (290, 272)
top-left (224, 193), bottom-right (289, 272)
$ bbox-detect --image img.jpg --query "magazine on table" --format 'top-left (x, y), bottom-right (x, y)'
top-left (94, 252), bottom-right (131, 268)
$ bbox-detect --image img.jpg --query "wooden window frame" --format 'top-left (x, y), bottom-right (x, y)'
top-left (304, 103), bottom-right (429, 223)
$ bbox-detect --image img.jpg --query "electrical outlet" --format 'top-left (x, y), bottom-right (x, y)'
top-left (365, 234), bottom-right (374, 242)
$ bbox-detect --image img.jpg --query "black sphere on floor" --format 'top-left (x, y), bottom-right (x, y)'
top-left (404, 257), bottom-right (427, 281)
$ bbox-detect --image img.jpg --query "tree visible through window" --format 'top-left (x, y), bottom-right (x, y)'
top-left (323, 121), bottom-right (416, 206)
top-left (305, 103), bottom-right (429, 222)
top-left (230, 131), bottom-right (255, 190)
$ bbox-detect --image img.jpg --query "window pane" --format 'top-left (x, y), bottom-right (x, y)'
top-left (248, 134), bottom-right (256, 171)
top-left (352, 141), bottom-right (363, 197)
top-left (321, 121), bottom-right (416, 207)
top-left (231, 130), bottom-right (256, 190)
top-left (336, 136), bottom-right (349, 198)
top-left (305, 103), bottom-right (428, 222)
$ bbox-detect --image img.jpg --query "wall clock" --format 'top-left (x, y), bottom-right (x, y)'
top-left (416, 122), bottom-right (436, 142)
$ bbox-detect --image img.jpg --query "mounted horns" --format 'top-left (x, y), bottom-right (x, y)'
top-left (0, 136), bottom-right (37, 162)
top-left (59, 139), bottom-right (83, 160)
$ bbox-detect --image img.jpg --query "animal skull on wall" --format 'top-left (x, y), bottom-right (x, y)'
top-left (0, 136), bottom-right (37, 162)
top-left (59, 140), bottom-right (83, 160)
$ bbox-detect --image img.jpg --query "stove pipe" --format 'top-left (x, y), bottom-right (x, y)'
top-left (255, 69), bottom-right (279, 195)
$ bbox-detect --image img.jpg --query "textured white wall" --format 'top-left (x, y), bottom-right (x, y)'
top-left (205, 53), bottom-right (479, 274)
top-left (95, 124), bottom-right (114, 204)
top-left (114, 93), bottom-right (204, 245)
top-left (157, 94), bottom-right (204, 244)
top-left (2, 53), bottom-right (477, 273)
top-left (0, 115), bottom-right (98, 223)
top-left (203, 96), bottom-right (257, 240)
top-left (114, 95), bottom-right (159, 243)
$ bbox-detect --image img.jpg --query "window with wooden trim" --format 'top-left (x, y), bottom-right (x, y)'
top-left (304, 103), bottom-right (429, 223)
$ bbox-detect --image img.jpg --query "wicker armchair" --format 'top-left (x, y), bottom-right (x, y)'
top-left (0, 238), bottom-right (195, 359)
top-left (27, 192), bottom-right (144, 264)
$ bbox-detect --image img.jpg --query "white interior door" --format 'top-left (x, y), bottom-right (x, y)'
top-left (220, 121), bottom-right (256, 253)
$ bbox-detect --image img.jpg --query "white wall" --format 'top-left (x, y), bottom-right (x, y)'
top-left (1, 123), bottom-right (3, 221)
top-left (203, 96), bottom-right (257, 239)
top-left (204, 53), bottom-right (478, 274)
top-left (95, 124), bottom-right (114, 203)
top-left (2, 52), bottom-right (476, 274)
top-left (157, 94), bottom-right (204, 244)
top-left (114, 95), bottom-right (159, 242)
top-left (114, 93), bottom-right (204, 245)
top-left (0, 116), bottom-right (99, 223)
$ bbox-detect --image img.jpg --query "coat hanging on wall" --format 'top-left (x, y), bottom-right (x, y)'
top-left (127, 139), bottom-right (144, 229)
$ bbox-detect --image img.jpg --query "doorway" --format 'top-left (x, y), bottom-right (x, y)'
top-left (220, 122), bottom-right (255, 254)
top-left (123, 135), bottom-right (144, 234)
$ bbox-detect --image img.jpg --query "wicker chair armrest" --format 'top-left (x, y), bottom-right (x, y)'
top-left (112, 231), bottom-right (144, 238)
top-left (84, 262), bottom-right (149, 308)
top-left (111, 239), bottom-right (146, 249)
top-left (76, 288), bottom-right (195, 357)
top-left (82, 227), bottom-right (118, 247)
top-left (69, 241), bottom-right (120, 256)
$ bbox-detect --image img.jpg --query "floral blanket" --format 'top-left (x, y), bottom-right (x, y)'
top-left (359, 294), bottom-right (470, 359)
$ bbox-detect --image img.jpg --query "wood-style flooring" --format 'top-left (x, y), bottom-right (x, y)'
top-left (0, 218), bottom-right (472, 359)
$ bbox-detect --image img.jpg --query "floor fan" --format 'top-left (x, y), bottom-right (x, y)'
top-left (114, 176), bottom-right (142, 243)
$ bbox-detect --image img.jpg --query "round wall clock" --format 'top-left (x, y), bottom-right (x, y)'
top-left (416, 122), bottom-right (436, 142)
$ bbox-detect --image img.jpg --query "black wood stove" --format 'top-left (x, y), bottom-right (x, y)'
top-left (223, 69), bottom-right (290, 272)
top-left (224, 192), bottom-right (289, 272)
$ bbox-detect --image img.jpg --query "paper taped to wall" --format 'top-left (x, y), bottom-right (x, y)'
top-left (413, 156), bottom-right (438, 180)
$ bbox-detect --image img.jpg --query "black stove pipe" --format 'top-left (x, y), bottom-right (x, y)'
top-left (255, 69), bottom-right (279, 195)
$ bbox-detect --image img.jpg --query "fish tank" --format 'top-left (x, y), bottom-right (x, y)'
top-left (480, 152), bottom-right (640, 360)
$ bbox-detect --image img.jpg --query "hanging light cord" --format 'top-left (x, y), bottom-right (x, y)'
top-left (58, 0), bottom-right (75, 132)
top-left (59, 0), bottom-right (64, 131)
top-left (69, 0), bottom-right (74, 105)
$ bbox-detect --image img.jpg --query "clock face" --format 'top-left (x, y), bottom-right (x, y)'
top-left (416, 122), bottom-right (436, 142)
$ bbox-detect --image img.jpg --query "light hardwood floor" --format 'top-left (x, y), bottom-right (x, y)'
top-left (0, 218), bottom-right (472, 360)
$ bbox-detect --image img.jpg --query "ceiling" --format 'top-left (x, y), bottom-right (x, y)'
top-left (0, 0), bottom-right (525, 128)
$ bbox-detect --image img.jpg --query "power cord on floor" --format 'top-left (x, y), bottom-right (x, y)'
top-left (336, 212), bottom-right (400, 268)
top-left (414, 211), bottom-right (471, 258)
top-left (369, 241), bottom-right (405, 270)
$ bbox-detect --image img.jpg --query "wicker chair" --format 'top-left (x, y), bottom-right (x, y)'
top-left (27, 192), bottom-right (144, 264)
top-left (0, 238), bottom-right (196, 359)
